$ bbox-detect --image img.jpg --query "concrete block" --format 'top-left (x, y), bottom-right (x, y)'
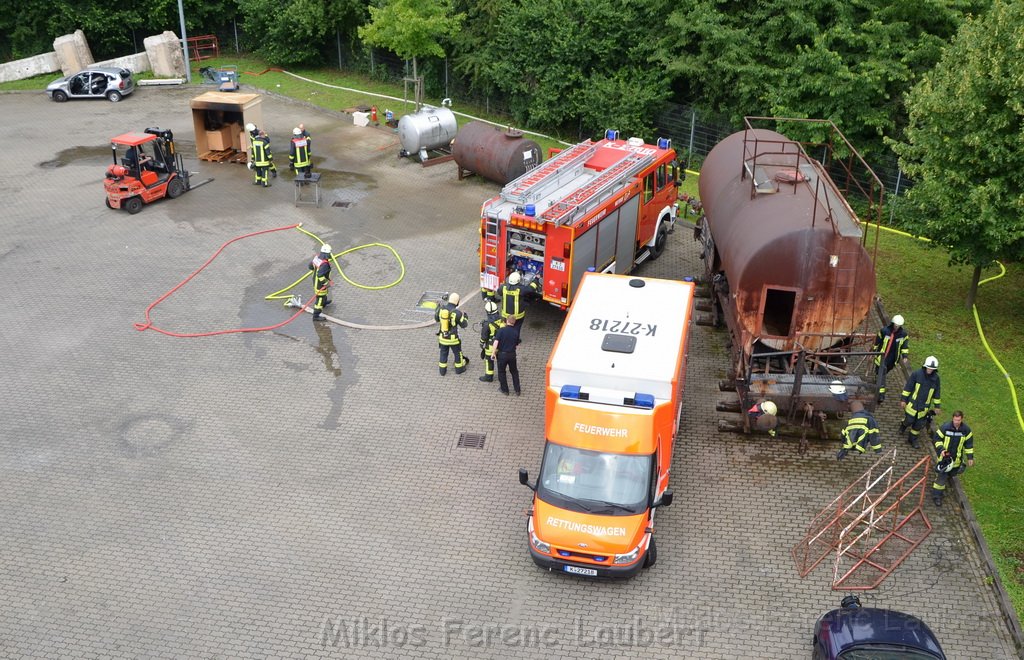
top-left (94, 52), bottom-right (150, 74)
top-left (52, 29), bottom-right (94, 75)
top-left (0, 52), bottom-right (60, 84)
top-left (144, 31), bottom-right (186, 78)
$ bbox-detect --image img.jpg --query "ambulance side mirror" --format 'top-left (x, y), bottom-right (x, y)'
top-left (518, 468), bottom-right (535, 491)
top-left (653, 490), bottom-right (674, 508)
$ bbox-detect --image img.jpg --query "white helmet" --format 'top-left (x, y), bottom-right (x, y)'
top-left (448, 292), bottom-right (461, 305)
top-left (924, 356), bottom-right (939, 369)
top-left (761, 401), bottom-right (778, 416)
top-left (293, 127), bottom-right (302, 136)
top-left (507, 271), bottom-right (522, 285)
top-left (320, 244), bottom-right (332, 254)
top-left (245, 123), bottom-right (256, 132)
top-left (891, 314), bottom-right (905, 326)
top-left (484, 299), bottom-right (498, 315)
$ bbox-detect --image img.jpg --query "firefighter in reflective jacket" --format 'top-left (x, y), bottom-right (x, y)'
top-left (309, 244), bottom-right (332, 322)
top-left (747, 400), bottom-right (779, 437)
top-left (931, 411), bottom-right (974, 507)
top-left (899, 356), bottom-right (941, 448)
top-left (289, 127), bottom-right (312, 176)
top-left (435, 292), bottom-right (469, 375)
top-left (497, 271), bottom-right (539, 332)
top-left (245, 123), bottom-right (277, 178)
top-left (478, 299), bottom-right (505, 382)
top-left (872, 314), bottom-right (909, 403)
top-left (836, 401), bottom-right (881, 460)
top-left (250, 131), bottom-right (273, 187)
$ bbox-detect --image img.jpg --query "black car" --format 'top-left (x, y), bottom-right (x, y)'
top-left (46, 67), bottom-right (135, 103)
top-left (813, 596), bottom-right (947, 659)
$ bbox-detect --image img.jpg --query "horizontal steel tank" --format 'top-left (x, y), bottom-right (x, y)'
top-left (398, 101), bottom-right (458, 160)
top-left (698, 128), bottom-right (876, 354)
top-left (452, 122), bottom-right (542, 185)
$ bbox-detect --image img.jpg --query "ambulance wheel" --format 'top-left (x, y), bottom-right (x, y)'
top-left (105, 197), bottom-right (113, 209)
top-left (124, 197), bottom-right (144, 215)
top-left (650, 223), bottom-right (668, 260)
top-left (643, 537), bottom-right (657, 568)
top-left (167, 178), bottom-right (185, 199)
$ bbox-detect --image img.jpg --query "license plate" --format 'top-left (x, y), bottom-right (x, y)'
top-left (564, 565), bottom-right (598, 576)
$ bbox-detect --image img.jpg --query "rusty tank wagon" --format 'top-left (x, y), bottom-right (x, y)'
top-left (695, 118), bottom-right (884, 437)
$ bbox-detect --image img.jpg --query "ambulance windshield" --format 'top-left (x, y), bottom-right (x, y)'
top-left (536, 442), bottom-right (652, 515)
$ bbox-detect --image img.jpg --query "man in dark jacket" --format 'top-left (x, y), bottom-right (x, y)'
top-left (492, 315), bottom-right (522, 395)
top-left (836, 401), bottom-right (881, 460)
top-left (899, 356), bottom-right (941, 448)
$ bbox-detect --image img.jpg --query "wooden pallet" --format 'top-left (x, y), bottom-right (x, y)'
top-left (198, 149), bottom-right (247, 164)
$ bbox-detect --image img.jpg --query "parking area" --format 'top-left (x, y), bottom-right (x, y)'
top-left (0, 86), bottom-right (1018, 658)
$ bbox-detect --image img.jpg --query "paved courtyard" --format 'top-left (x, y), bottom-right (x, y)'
top-left (0, 86), bottom-right (1018, 658)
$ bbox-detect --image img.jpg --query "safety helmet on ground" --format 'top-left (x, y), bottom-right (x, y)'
top-left (924, 356), bottom-right (939, 369)
top-left (484, 299), bottom-right (498, 315)
top-left (245, 123), bottom-right (256, 133)
top-left (760, 401), bottom-right (778, 416)
top-left (891, 314), bottom-right (905, 326)
top-left (320, 244), bottom-right (332, 254)
top-left (293, 127), bottom-right (302, 136)
top-left (448, 292), bottom-right (461, 305)
top-left (507, 271), bottom-right (522, 285)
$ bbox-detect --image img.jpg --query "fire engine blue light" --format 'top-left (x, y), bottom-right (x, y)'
top-left (524, 204), bottom-right (536, 216)
top-left (605, 129), bottom-right (620, 141)
top-left (657, 137), bottom-right (671, 150)
top-left (633, 393), bottom-right (655, 409)
top-left (560, 385), bottom-right (582, 400)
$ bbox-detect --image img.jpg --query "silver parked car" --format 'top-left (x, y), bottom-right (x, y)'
top-left (46, 67), bottom-right (135, 103)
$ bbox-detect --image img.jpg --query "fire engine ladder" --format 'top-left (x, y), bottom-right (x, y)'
top-left (499, 141), bottom-right (597, 205)
top-left (541, 152), bottom-right (654, 226)
top-left (481, 212), bottom-right (501, 286)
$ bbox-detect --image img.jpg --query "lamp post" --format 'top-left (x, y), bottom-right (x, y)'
top-left (178, 0), bottom-right (191, 83)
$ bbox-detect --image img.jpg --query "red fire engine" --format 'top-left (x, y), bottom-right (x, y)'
top-left (479, 131), bottom-right (680, 307)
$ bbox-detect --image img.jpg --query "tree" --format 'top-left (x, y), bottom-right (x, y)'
top-left (456, 0), bottom-right (671, 138)
top-left (891, 0), bottom-right (1024, 308)
top-left (357, 0), bottom-right (464, 107)
top-left (655, 0), bottom-right (984, 160)
top-left (239, 0), bottom-right (334, 66)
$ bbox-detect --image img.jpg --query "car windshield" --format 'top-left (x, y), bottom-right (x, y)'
top-left (536, 442), bottom-right (652, 515)
top-left (839, 646), bottom-right (942, 659)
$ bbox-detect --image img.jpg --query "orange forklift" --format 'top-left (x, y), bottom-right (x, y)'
top-left (104, 128), bottom-right (201, 214)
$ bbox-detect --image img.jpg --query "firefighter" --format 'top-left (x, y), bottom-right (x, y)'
top-left (871, 313), bottom-right (909, 403)
top-left (308, 244), bottom-right (333, 322)
top-left (245, 123), bottom-right (276, 178)
top-left (289, 127), bottom-right (312, 176)
top-left (478, 299), bottom-right (505, 383)
top-left (249, 130), bottom-right (273, 187)
top-left (931, 411), bottom-right (974, 507)
top-left (498, 271), bottom-right (539, 336)
top-left (435, 292), bottom-right (469, 376)
top-left (836, 401), bottom-right (881, 460)
top-left (747, 400), bottom-right (779, 438)
top-left (899, 355), bottom-right (941, 448)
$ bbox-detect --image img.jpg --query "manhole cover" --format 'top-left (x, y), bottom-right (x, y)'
top-left (457, 432), bottom-right (486, 449)
top-left (331, 200), bottom-right (352, 208)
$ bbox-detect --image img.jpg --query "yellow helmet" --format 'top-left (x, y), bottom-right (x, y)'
top-left (761, 401), bottom-right (778, 417)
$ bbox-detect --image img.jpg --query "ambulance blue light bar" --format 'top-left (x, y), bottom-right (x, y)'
top-left (631, 393), bottom-right (655, 409)
top-left (559, 385), bottom-right (654, 408)
top-left (560, 385), bottom-right (586, 400)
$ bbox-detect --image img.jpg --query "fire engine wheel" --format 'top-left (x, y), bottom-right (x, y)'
top-left (106, 90), bottom-right (123, 103)
top-left (123, 197), bottom-right (144, 215)
top-left (650, 222), bottom-right (669, 260)
top-left (643, 537), bottom-right (657, 568)
top-left (166, 178), bottom-right (185, 199)
top-left (51, 90), bottom-right (68, 103)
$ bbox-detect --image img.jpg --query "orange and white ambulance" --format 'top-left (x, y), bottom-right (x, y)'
top-left (518, 272), bottom-right (694, 577)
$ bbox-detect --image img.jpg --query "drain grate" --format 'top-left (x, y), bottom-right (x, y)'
top-left (331, 200), bottom-right (352, 208)
top-left (457, 432), bottom-right (486, 449)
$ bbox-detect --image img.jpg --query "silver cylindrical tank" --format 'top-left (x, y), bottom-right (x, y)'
top-left (398, 102), bottom-right (458, 160)
top-left (452, 122), bottom-right (542, 185)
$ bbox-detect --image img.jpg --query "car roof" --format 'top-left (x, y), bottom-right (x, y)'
top-left (83, 67), bottom-right (129, 75)
top-left (820, 606), bottom-right (946, 658)
top-left (111, 132), bottom-right (158, 146)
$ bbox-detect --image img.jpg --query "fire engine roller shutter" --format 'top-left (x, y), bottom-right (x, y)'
top-left (614, 195), bottom-right (640, 273)
top-left (596, 209), bottom-right (619, 269)
top-left (570, 224), bottom-right (598, 295)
